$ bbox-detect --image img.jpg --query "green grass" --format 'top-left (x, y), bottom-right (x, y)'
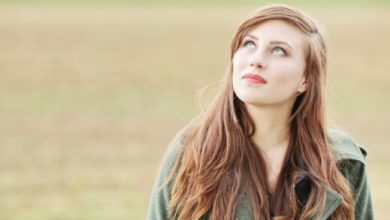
top-left (0, 4), bottom-right (389, 220)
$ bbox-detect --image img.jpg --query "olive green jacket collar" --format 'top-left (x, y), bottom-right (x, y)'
top-left (320, 186), bottom-right (343, 219)
top-left (318, 129), bottom-right (372, 220)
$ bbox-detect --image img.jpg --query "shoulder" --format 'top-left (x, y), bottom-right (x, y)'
top-left (157, 123), bottom-right (197, 182)
top-left (158, 136), bottom-right (185, 181)
top-left (326, 128), bottom-right (368, 164)
top-left (326, 129), bottom-right (374, 219)
top-left (146, 132), bottom-right (188, 220)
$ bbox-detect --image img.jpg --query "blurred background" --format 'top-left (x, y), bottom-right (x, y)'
top-left (0, 0), bottom-right (389, 219)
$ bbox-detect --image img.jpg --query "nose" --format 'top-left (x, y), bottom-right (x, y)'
top-left (249, 51), bottom-right (266, 69)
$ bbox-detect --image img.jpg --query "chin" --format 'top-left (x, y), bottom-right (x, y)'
top-left (237, 96), bottom-right (268, 106)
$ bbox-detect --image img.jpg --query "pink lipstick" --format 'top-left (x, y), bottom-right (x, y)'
top-left (242, 74), bottom-right (267, 84)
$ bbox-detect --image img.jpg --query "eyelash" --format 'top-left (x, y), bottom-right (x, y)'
top-left (272, 47), bottom-right (287, 56)
top-left (242, 40), bottom-right (255, 48)
top-left (241, 40), bottom-right (288, 56)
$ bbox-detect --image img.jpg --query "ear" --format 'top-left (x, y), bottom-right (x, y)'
top-left (297, 78), bottom-right (307, 94)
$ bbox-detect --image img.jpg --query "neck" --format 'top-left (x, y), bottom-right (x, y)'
top-left (245, 103), bottom-right (291, 152)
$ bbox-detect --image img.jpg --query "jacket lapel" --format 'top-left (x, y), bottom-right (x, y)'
top-left (295, 177), bottom-right (343, 220)
top-left (317, 186), bottom-right (343, 219)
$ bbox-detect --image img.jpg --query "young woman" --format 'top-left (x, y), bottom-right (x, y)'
top-left (146, 4), bottom-right (373, 220)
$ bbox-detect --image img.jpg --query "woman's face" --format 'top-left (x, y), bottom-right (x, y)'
top-left (232, 19), bottom-right (307, 107)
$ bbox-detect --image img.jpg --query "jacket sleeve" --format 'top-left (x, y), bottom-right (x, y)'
top-left (328, 129), bottom-right (375, 219)
top-left (351, 158), bottom-right (374, 220)
top-left (343, 146), bottom-right (374, 220)
top-left (146, 139), bottom-right (182, 220)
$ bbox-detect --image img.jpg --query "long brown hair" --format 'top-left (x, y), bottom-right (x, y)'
top-left (167, 4), bottom-right (354, 220)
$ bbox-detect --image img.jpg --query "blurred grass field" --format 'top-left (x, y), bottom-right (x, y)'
top-left (0, 3), bottom-right (389, 220)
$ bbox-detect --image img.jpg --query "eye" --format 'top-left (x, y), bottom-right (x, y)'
top-left (242, 40), bottom-right (256, 49)
top-left (271, 47), bottom-right (287, 56)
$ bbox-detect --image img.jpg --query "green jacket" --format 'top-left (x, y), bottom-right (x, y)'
top-left (146, 129), bottom-right (374, 220)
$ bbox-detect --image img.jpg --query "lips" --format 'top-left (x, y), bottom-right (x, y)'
top-left (242, 73), bottom-right (267, 84)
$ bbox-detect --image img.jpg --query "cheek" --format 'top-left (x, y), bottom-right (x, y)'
top-left (232, 57), bottom-right (242, 92)
top-left (232, 55), bottom-right (239, 73)
top-left (232, 62), bottom-right (239, 82)
top-left (273, 62), bottom-right (305, 89)
top-left (232, 52), bottom-right (246, 72)
top-left (282, 59), bottom-right (305, 81)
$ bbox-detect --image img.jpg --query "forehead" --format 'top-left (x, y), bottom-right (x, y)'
top-left (244, 19), bottom-right (306, 50)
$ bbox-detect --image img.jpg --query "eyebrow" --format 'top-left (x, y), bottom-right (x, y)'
top-left (245, 34), bottom-right (294, 50)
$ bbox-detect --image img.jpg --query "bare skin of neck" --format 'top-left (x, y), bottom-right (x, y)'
top-left (245, 102), bottom-right (292, 194)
